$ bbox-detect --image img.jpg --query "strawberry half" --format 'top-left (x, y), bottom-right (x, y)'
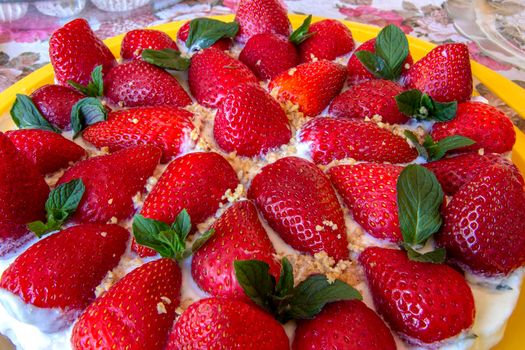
top-left (121, 29), bottom-right (179, 60)
top-left (298, 19), bottom-right (354, 62)
top-left (30, 84), bottom-right (85, 130)
top-left (235, 0), bottom-right (292, 43)
top-left (248, 156), bottom-right (348, 261)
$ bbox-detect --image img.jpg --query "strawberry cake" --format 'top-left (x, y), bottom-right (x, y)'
top-left (0, 0), bottom-right (524, 349)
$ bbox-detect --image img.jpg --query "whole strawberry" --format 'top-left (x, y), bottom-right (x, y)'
top-left (30, 84), bottom-right (85, 130)
top-left (214, 83), bottom-right (291, 156)
top-left (298, 19), bottom-right (354, 62)
top-left (235, 0), bottom-right (291, 43)
top-left (177, 21), bottom-right (232, 51)
top-left (359, 247), bottom-right (475, 345)
top-left (49, 18), bottom-right (116, 86)
top-left (121, 29), bottom-right (179, 60)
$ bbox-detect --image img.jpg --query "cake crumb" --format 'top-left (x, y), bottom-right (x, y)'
top-left (157, 302), bottom-right (167, 314)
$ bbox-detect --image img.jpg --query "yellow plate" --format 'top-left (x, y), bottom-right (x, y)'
top-left (0, 14), bottom-right (523, 349)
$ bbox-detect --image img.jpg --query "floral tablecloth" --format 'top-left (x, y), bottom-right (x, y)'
top-left (1, 0), bottom-right (524, 129)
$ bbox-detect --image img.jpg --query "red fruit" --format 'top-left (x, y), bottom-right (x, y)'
top-left (329, 79), bottom-right (409, 124)
top-left (0, 222), bottom-right (32, 258)
top-left (192, 200), bottom-right (279, 299)
top-left (6, 129), bottom-right (86, 175)
top-left (248, 156), bottom-right (348, 261)
top-left (83, 106), bottom-right (194, 163)
top-left (431, 101), bottom-right (515, 154)
top-left (235, 0), bottom-right (291, 43)
top-left (298, 19), bottom-right (354, 62)
top-left (0, 224), bottom-right (128, 318)
top-left (30, 84), bottom-right (85, 130)
top-left (403, 43), bottom-right (472, 103)
top-left (239, 33), bottom-right (299, 80)
top-left (293, 300), bottom-right (397, 350)
top-left (299, 117), bottom-right (417, 165)
top-left (177, 21), bottom-right (232, 51)
top-left (359, 247), bottom-right (475, 345)
top-left (436, 164), bottom-right (525, 276)
top-left (166, 297), bottom-right (289, 350)
top-left (269, 60), bottom-right (347, 116)
top-left (347, 38), bottom-right (413, 85)
top-left (329, 163), bottom-right (403, 243)
top-left (72, 258), bottom-right (181, 350)
top-left (121, 29), bottom-right (178, 60)
top-left (188, 47), bottom-right (258, 108)
top-left (57, 145), bottom-right (161, 223)
top-left (214, 83), bottom-right (291, 156)
top-left (104, 60), bottom-right (192, 108)
top-left (49, 18), bottom-right (116, 86)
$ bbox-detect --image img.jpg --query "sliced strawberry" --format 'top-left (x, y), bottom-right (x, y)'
top-left (49, 18), bottom-right (116, 86)
top-left (269, 60), bottom-right (347, 116)
top-left (30, 84), bottom-right (85, 130)
top-left (177, 21), bottom-right (232, 51)
top-left (235, 0), bottom-right (291, 43)
top-left (214, 83), bottom-right (291, 156)
top-left (72, 258), bottom-right (181, 350)
top-left (248, 156), bottom-right (348, 261)
top-left (359, 247), bottom-right (475, 345)
top-left (299, 117), bottom-right (417, 165)
top-left (83, 106), bottom-right (194, 163)
top-left (57, 145), bottom-right (161, 224)
top-left (298, 19), bottom-right (354, 62)
top-left (121, 29), bottom-right (178, 60)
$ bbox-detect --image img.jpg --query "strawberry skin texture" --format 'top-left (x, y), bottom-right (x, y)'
top-left (431, 101), bottom-right (515, 154)
top-left (298, 19), bottom-right (355, 62)
top-left (6, 129), bottom-right (86, 175)
top-left (188, 47), bottom-right (258, 108)
top-left (72, 258), bottom-right (181, 350)
top-left (329, 79), bottom-right (409, 124)
top-left (83, 106), bottom-right (194, 163)
top-left (0, 224), bottom-right (128, 314)
top-left (121, 29), bottom-right (178, 60)
top-left (235, 0), bottom-right (292, 44)
top-left (104, 60), bottom-right (192, 108)
top-left (192, 200), bottom-right (280, 299)
top-left (248, 156), bottom-right (348, 261)
top-left (299, 117), bottom-right (417, 165)
top-left (293, 300), bottom-right (397, 350)
top-left (0, 222), bottom-right (32, 258)
top-left (359, 247), bottom-right (475, 345)
top-left (329, 163), bottom-right (403, 243)
top-left (166, 297), bottom-right (289, 350)
top-left (269, 60), bottom-right (347, 117)
top-left (214, 83), bottom-right (291, 157)
top-left (403, 43), bottom-right (472, 103)
top-left (437, 164), bottom-right (525, 276)
top-left (31, 84), bottom-right (85, 130)
top-left (177, 21), bottom-right (232, 51)
top-left (57, 145), bottom-right (161, 224)
top-left (49, 18), bottom-right (116, 86)
top-left (239, 33), bottom-right (299, 80)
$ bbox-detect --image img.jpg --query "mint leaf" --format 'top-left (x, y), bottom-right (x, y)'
top-left (404, 130), bottom-right (429, 160)
top-left (234, 260), bottom-right (276, 313)
top-left (10, 94), bottom-right (60, 133)
top-left (191, 228), bottom-right (214, 253)
top-left (395, 89), bottom-right (457, 121)
top-left (172, 209), bottom-right (191, 241)
top-left (430, 136), bottom-right (476, 160)
top-left (402, 244), bottom-right (446, 264)
top-left (186, 18), bottom-right (238, 52)
top-left (68, 65), bottom-right (104, 97)
top-left (289, 15), bottom-right (315, 45)
top-left (71, 97), bottom-right (107, 138)
top-left (275, 258), bottom-right (294, 297)
top-left (354, 51), bottom-right (390, 79)
top-left (141, 48), bottom-right (190, 71)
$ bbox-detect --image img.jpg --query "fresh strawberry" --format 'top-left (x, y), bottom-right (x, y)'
top-left (403, 43), bottom-right (472, 103)
top-left (299, 117), bottom-right (417, 165)
top-left (57, 145), bottom-right (161, 224)
top-left (166, 297), bottom-right (289, 350)
top-left (82, 106), bottom-right (194, 163)
top-left (49, 18), bottom-right (116, 86)
top-left (188, 47), bottom-right (258, 108)
top-left (214, 83), bottom-right (291, 156)
top-left (72, 258), bottom-right (181, 350)
top-left (329, 79), bottom-right (409, 124)
top-left (177, 21), bottom-right (232, 51)
top-left (359, 247), bottom-right (475, 345)
top-left (329, 163), bottom-right (403, 243)
top-left (239, 33), bottom-right (299, 80)
top-left (235, 0), bottom-right (291, 43)
top-left (269, 60), bottom-right (347, 116)
top-left (0, 222), bottom-right (32, 258)
top-left (431, 101), bottom-right (515, 154)
top-left (30, 84), bottom-right (85, 130)
top-left (298, 19), bottom-right (354, 62)
top-left (6, 129), bottom-right (86, 175)
top-left (104, 60), bottom-right (192, 108)
top-left (248, 156), bottom-right (348, 261)
top-left (134, 152), bottom-right (239, 257)
top-left (436, 164), bottom-right (525, 276)
top-left (192, 200), bottom-right (280, 299)
top-left (293, 300), bottom-right (397, 350)
top-left (121, 29), bottom-right (179, 60)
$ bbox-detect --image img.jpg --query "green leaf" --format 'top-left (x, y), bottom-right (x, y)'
top-left (397, 164), bottom-right (444, 246)
top-left (396, 89), bottom-right (424, 117)
top-left (275, 258), bottom-right (294, 298)
top-left (71, 97), bottom-right (107, 138)
top-left (404, 130), bottom-right (429, 160)
top-left (141, 48), bottom-right (190, 71)
top-left (67, 65), bottom-right (104, 97)
top-left (429, 135), bottom-right (475, 160)
top-left (172, 209), bottom-right (191, 241)
top-left (289, 15), bottom-right (315, 45)
top-left (234, 260), bottom-right (276, 313)
top-left (10, 94), bottom-right (60, 133)
top-left (186, 18), bottom-right (238, 51)
top-left (395, 89), bottom-right (457, 121)
top-left (403, 244), bottom-right (446, 264)
top-left (191, 228), bottom-right (214, 253)
top-left (354, 51), bottom-right (390, 79)
top-left (374, 24), bottom-right (409, 79)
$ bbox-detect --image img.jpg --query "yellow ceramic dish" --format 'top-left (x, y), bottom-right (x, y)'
top-left (0, 14), bottom-right (523, 350)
